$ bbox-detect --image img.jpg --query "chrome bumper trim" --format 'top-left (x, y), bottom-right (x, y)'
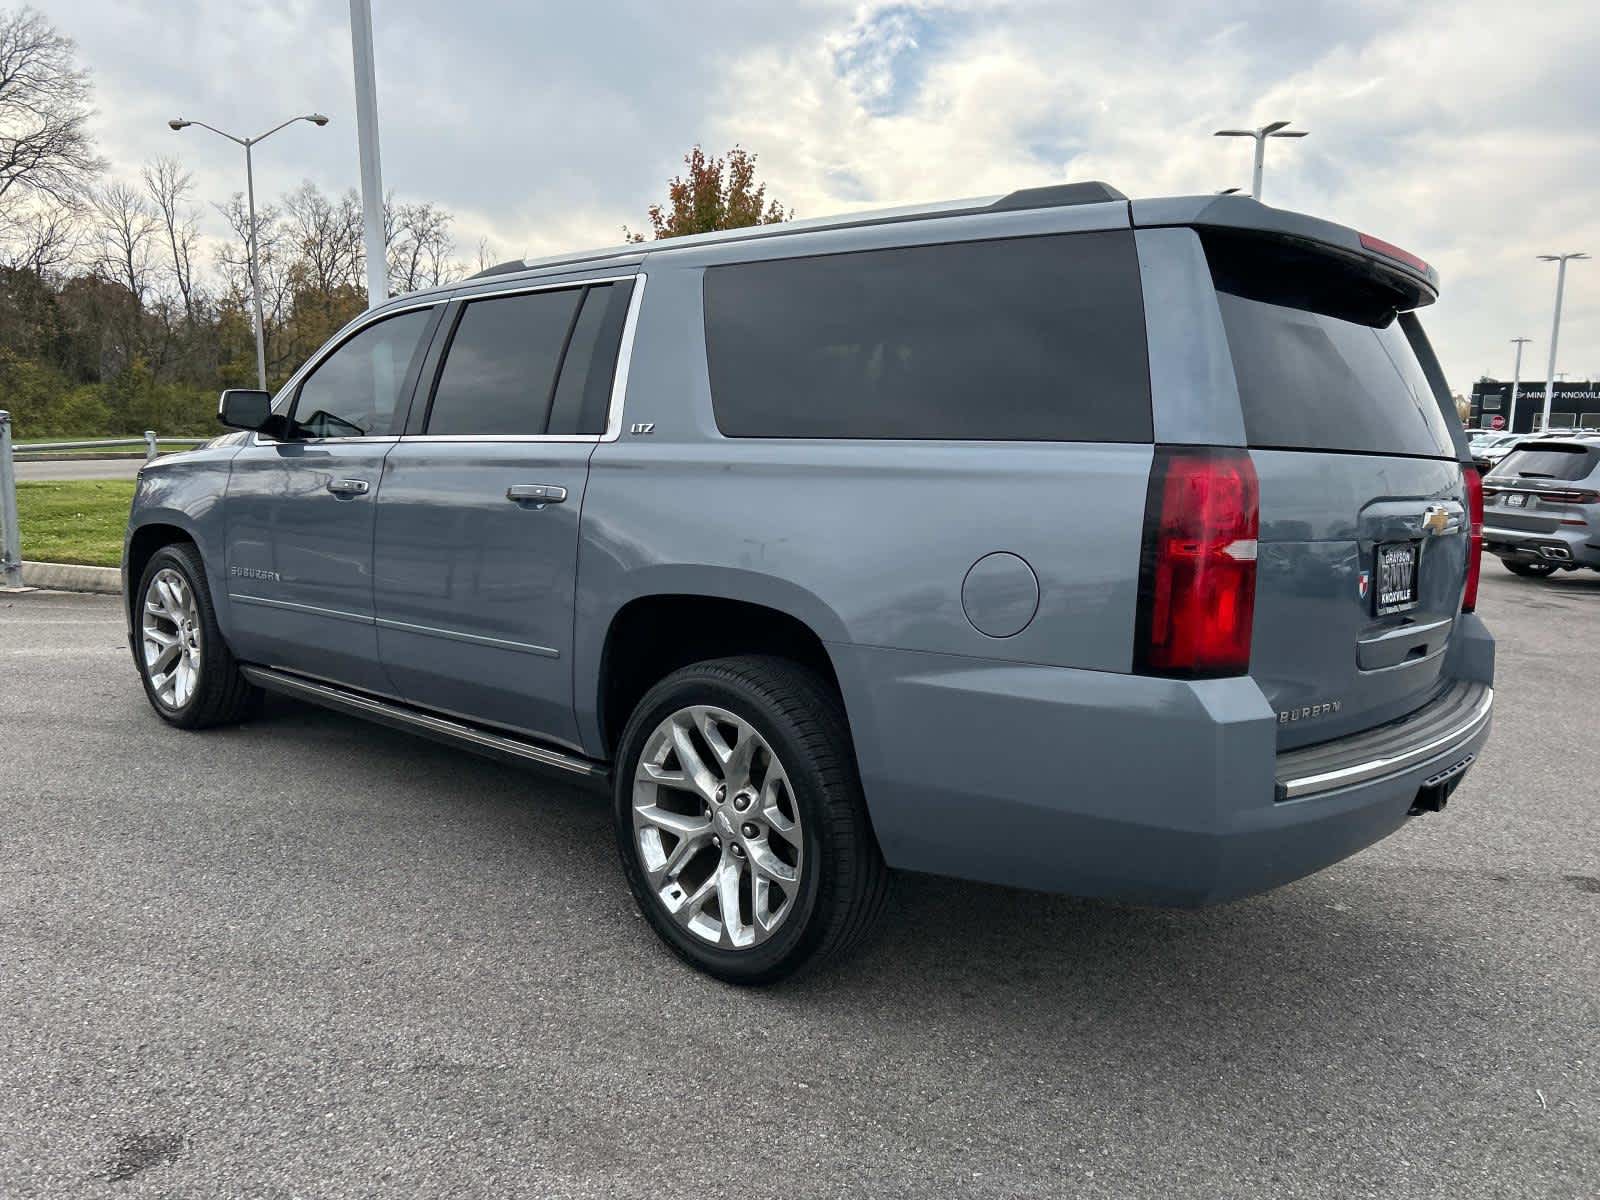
top-left (1276, 685), bottom-right (1493, 801)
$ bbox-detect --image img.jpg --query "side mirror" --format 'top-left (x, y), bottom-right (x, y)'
top-left (218, 389), bottom-right (274, 432)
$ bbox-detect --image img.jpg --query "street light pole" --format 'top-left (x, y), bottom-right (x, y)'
top-left (1508, 337), bottom-right (1531, 432)
top-left (349, 0), bottom-right (388, 308)
top-left (1214, 120), bottom-right (1308, 201)
top-left (243, 140), bottom-right (266, 392)
top-left (169, 113), bottom-right (330, 391)
top-left (1536, 252), bottom-right (1589, 432)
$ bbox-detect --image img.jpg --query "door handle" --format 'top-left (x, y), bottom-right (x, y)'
top-left (327, 478), bottom-right (370, 496)
top-left (506, 484), bottom-right (567, 505)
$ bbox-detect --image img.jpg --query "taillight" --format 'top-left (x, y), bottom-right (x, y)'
top-left (1462, 465), bottom-right (1484, 613)
top-left (1134, 447), bottom-right (1259, 678)
top-left (1359, 232), bottom-right (1431, 276)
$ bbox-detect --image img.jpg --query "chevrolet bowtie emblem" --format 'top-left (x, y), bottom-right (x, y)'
top-left (1421, 505), bottom-right (1451, 536)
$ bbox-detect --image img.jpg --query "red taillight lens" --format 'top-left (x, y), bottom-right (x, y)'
top-left (1135, 447), bottom-right (1259, 678)
top-left (1462, 465), bottom-right (1484, 613)
top-left (1359, 232), bottom-right (1431, 276)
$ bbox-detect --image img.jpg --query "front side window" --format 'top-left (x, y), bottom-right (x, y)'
top-left (703, 231), bottom-right (1153, 441)
top-left (292, 308), bottom-right (435, 438)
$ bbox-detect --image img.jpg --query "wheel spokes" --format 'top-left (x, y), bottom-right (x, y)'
top-left (142, 568), bottom-right (201, 710)
top-left (632, 702), bottom-right (804, 952)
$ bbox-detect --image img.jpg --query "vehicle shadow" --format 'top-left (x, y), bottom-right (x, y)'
top-left (240, 692), bottom-right (1460, 1075)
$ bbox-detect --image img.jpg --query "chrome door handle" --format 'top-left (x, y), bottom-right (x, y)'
top-left (506, 484), bottom-right (567, 504)
top-left (327, 478), bottom-right (370, 496)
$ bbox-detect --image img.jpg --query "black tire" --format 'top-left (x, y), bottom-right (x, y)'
top-left (133, 542), bottom-right (261, 729)
top-left (613, 655), bottom-right (889, 985)
top-left (1502, 559), bottom-right (1558, 578)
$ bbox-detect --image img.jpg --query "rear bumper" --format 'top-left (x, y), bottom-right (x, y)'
top-left (830, 614), bottom-right (1495, 906)
top-left (1484, 523), bottom-right (1600, 567)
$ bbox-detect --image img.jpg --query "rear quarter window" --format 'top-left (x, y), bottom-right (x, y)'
top-left (703, 231), bottom-right (1152, 442)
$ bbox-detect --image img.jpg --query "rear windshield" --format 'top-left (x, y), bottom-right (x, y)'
top-left (1488, 444), bottom-right (1600, 482)
top-left (1206, 235), bottom-right (1456, 459)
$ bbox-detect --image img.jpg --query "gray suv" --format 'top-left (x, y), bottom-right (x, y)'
top-left (1482, 435), bottom-right (1600, 576)
top-left (123, 183), bottom-right (1496, 983)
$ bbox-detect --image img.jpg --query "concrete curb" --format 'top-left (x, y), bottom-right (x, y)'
top-left (21, 560), bottom-right (123, 594)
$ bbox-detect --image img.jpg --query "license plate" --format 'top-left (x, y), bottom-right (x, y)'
top-left (1375, 542), bottom-right (1419, 615)
top-left (1505, 493), bottom-right (1527, 507)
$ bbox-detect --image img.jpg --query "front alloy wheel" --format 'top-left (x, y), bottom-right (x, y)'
top-left (142, 566), bottom-right (203, 709)
top-left (132, 542), bottom-right (259, 729)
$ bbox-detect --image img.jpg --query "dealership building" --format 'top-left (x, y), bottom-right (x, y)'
top-left (1468, 380), bottom-right (1600, 432)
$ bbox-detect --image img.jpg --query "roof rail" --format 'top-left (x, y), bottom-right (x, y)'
top-left (466, 181), bottom-right (1128, 280)
top-left (989, 181), bottom-right (1127, 210)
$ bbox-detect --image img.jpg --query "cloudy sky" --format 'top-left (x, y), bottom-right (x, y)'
top-left (47, 0), bottom-right (1600, 393)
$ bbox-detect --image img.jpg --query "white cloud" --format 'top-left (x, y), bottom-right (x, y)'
top-left (35, 0), bottom-right (1600, 386)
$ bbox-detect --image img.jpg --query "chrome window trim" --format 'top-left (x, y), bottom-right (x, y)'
top-left (398, 272), bottom-right (646, 446)
top-left (601, 272), bottom-right (646, 443)
top-left (250, 272), bottom-right (645, 448)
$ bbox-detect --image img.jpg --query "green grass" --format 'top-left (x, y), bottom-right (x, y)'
top-left (14, 479), bottom-right (135, 568)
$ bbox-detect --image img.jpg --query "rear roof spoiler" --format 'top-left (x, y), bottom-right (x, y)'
top-left (1132, 194), bottom-right (1440, 305)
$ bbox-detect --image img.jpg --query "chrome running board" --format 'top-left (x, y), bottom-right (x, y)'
top-left (239, 665), bottom-right (609, 783)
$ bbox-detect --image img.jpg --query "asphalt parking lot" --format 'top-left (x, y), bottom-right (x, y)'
top-left (1, 567), bottom-right (1596, 1198)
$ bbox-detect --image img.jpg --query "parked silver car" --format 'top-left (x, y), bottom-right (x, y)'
top-left (1483, 436), bottom-right (1600, 576)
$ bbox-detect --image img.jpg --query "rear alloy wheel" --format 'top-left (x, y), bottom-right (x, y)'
top-left (1502, 559), bottom-right (1558, 578)
top-left (613, 656), bottom-right (888, 984)
top-left (134, 543), bottom-right (260, 729)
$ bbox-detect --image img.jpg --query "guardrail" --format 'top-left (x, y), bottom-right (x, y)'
top-left (0, 411), bottom-right (207, 589)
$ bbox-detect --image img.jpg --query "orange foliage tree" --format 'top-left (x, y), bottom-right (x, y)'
top-left (628, 145), bottom-right (789, 241)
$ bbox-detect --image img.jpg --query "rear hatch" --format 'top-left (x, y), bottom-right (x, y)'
top-left (1202, 230), bottom-right (1470, 750)
top-left (1483, 442), bottom-right (1600, 536)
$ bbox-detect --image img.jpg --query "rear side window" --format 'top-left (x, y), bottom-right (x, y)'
top-left (425, 289), bottom-right (581, 436)
top-left (1488, 444), bottom-right (1600, 482)
top-left (547, 281), bottom-right (635, 436)
top-left (1206, 236), bottom-right (1455, 458)
top-left (703, 231), bottom-right (1152, 441)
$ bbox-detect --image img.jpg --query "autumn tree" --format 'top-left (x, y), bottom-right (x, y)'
top-left (628, 145), bottom-right (788, 241)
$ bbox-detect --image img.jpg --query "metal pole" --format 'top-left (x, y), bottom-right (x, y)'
top-left (1542, 258), bottom-right (1569, 433)
top-left (349, 0), bottom-right (388, 307)
top-left (1251, 133), bottom-right (1266, 201)
top-left (144, 431), bottom-right (158, 461)
top-left (0, 411), bottom-right (22, 589)
top-left (1509, 337), bottom-right (1530, 431)
top-left (244, 140), bottom-right (268, 391)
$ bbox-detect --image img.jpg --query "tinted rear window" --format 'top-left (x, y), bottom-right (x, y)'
top-left (425, 288), bottom-right (581, 436)
top-left (1488, 444), bottom-right (1600, 482)
top-left (703, 231), bottom-right (1151, 441)
top-left (1207, 237), bottom-right (1455, 459)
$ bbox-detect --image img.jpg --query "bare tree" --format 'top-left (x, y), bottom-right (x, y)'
top-left (0, 197), bottom-right (79, 274)
top-left (283, 181), bottom-right (363, 294)
top-left (214, 191), bottom-right (290, 368)
top-left (142, 156), bottom-right (200, 322)
top-left (89, 180), bottom-right (156, 305)
top-left (0, 7), bottom-right (104, 216)
top-left (386, 198), bottom-right (458, 293)
top-left (473, 235), bottom-right (497, 274)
